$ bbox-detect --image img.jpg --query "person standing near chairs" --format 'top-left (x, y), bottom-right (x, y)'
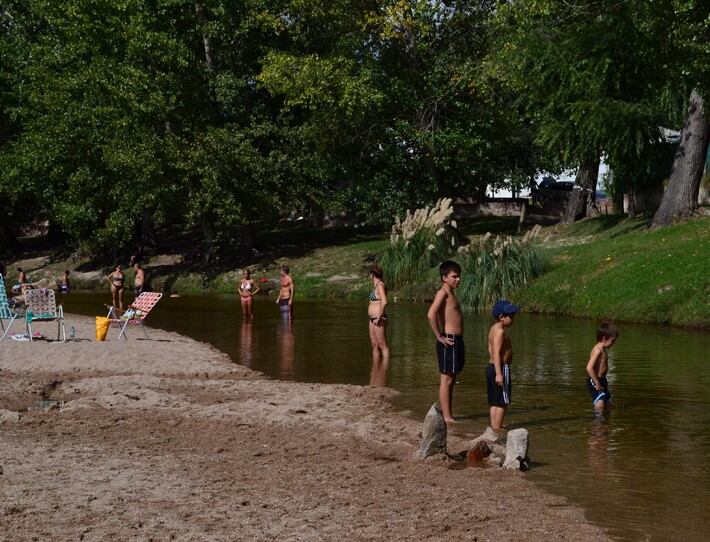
top-left (107, 263), bottom-right (125, 310)
top-left (368, 264), bottom-right (390, 386)
top-left (133, 262), bottom-right (145, 298)
top-left (238, 269), bottom-right (260, 318)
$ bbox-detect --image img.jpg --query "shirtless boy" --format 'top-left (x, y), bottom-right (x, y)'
top-left (427, 260), bottom-right (464, 426)
top-left (586, 322), bottom-right (619, 410)
top-left (276, 265), bottom-right (294, 320)
top-left (487, 299), bottom-right (520, 432)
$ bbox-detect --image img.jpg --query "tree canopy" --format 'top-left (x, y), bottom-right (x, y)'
top-left (1, 0), bottom-right (707, 258)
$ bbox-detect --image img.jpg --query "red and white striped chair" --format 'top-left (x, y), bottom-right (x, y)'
top-left (106, 292), bottom-right (162, 340)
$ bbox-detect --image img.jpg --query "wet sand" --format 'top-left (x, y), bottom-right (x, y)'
top-left (0, 316), bottom-right (609, 541)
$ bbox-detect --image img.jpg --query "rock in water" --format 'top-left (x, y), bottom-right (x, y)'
top-left (419, 403), bottom-right (447, 458)
top-left (503, 428), bottom-right (530, 470)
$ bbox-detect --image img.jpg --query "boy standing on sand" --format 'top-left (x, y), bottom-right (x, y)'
top-left (427, 260), bottom-right (464, 427)
top-left (487, 299), bottom-right (520, 433)
top-left (586, 322), bottom-right (619, 410)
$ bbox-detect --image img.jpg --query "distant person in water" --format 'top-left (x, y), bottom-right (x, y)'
top-left (368, 264), bottom-right (390, 386)
top-left (586, 322), bottom-right (619, 410)
top-left (427, 260), bottom-right (464, 427)
top-left (107, 263), bottom-right (125, 310)
top-left (238, 269), bottom-right (260, 318)
top-left (59, 270), bottom-right (71, 294)
top-left (133, 262), bottom-right (145, 297)
top-left (276, 265), bottom-right (294, 320)
top-left (487, 299), bottom-right (519, 433)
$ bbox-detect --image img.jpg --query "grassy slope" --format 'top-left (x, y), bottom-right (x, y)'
top-left (518, 215), bottom-right (710, 327)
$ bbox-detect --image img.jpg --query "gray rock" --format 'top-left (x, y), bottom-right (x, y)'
top-left (0, 409), bottom-right (21, 424)
top-left (469, 427), bottom-right (500, 450)
top-left (503, 428), bottom-right (530, 470)
top-left (419, 403), bottom-right (447, 458)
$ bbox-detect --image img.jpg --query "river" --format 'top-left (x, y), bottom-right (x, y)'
top-left (63, 293), bottom-right (710, 541)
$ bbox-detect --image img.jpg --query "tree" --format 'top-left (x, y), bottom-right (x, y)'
top-left (652, 89), bottom-right (709, 226)
top-left (651, 0), bottom-right (710, 226)
top-left (493, 0), bottom-right (686, 223)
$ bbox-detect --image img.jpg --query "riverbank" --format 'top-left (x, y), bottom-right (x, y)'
top-left (0, 315), bottom-right (608, 541)
top-left (519, 214), bottom-right (710, 327)
top-left (5, 214), bottom-right (708, 327)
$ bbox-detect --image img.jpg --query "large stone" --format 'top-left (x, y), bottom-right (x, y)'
top-left (419, 403), bottom-right (447, 458)
top-left (503, 428), bottom-right (530, 470)
top-left (469, 427), bottom-right (500, 449)
top-left (0, 409), bottom-right (21, 424)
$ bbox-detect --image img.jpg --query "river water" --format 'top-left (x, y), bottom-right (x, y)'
top-left (63, 293), bottom-right (710, 541)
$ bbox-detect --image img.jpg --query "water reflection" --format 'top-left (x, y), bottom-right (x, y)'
top-left (278, 319), bottom-right (295, 379)
top-left (239, 319), bottom-right (253, 368)
top-left (588, 410), bottom-right (611, 473)
top-left (369, 357), bottom-right (389, 387)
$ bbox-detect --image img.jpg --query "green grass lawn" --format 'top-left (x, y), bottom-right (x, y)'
top-left (517, 215), bottom-right (710, 327)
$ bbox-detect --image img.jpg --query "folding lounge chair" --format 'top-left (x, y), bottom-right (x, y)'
top-left (25, 288), bottom-right (66, 342)
top-left (106, 292), bottom-right (163, 340)
top-left (0, 279), bottom-right (20, 340)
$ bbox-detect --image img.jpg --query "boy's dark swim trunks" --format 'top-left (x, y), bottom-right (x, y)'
top-left (436, 334), bottom-right (465, 374)
top-left (587, 376), bottom-right (611, 405)
top-left (486, 363), bottom-right (511, 406)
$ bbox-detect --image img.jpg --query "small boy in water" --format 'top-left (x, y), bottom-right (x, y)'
top-left (487, 299), bottom-right (520, 432)
top-left (427, 260), bottom-right (464, 427)
top-left (586, 322), bottom-right (619, 409)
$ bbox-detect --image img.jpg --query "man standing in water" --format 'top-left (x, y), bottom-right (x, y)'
top-left (276, 265), bottom-right (295, 320)
top-left (427, 260), bottom-right (464, 428)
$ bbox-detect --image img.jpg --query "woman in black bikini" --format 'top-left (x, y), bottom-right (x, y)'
top-left (106, 264), bottom-right (125, 310)
top-left (368, 264), bottom-right (390, 386)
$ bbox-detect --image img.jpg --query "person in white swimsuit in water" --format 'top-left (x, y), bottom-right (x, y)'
top-left (238, 269), bottom-right (260, 318)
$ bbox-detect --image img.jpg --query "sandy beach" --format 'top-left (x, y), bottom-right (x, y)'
top-left (0, 315), bottom-right (609, 541)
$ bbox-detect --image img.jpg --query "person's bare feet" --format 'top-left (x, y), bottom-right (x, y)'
top-left (444, 418), bottom-right (456, 431)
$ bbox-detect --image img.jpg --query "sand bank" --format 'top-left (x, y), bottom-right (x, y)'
top-left (0, 315), bottom-right (608, 541)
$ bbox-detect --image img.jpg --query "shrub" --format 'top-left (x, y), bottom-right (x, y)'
top-left (379, 199), bottom-right (459, 288)
top-left (457, 226), bottom-right (545, 311)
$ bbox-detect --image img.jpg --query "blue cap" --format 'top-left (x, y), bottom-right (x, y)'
top-left (492, 299), bottom-right (520, 319)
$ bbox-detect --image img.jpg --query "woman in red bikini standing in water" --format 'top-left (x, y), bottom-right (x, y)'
top-left (368, 265), bottom-right (390, 386)
top-left (238, 269), bottom-right (260, 318)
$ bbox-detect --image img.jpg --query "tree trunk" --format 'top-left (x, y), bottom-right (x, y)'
top-left (199, 216), bottom-right (217, 264)
top-left (140, 210), bottom-right (157, 253)
top-left (652, 89), bottom-right (709, 228)
top-left (194, 3), bottom-right (214, 72)
top-left (238, 223), bottom-right (254, 261)
top-left (561, 156), bottom-right (600, 224)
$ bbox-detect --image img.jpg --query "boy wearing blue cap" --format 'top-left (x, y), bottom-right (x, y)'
top-left (487, 299), bottom-right (519, 432)
top-left (427, 260), bottom-right (464, 427)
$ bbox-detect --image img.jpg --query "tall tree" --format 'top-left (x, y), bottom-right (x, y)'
top-left (652, 90), bottom-right (709, 226)
top-left (652, 0), bottom-right (710, 226)
top-left (493, 0), bottom-right (683, 223)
